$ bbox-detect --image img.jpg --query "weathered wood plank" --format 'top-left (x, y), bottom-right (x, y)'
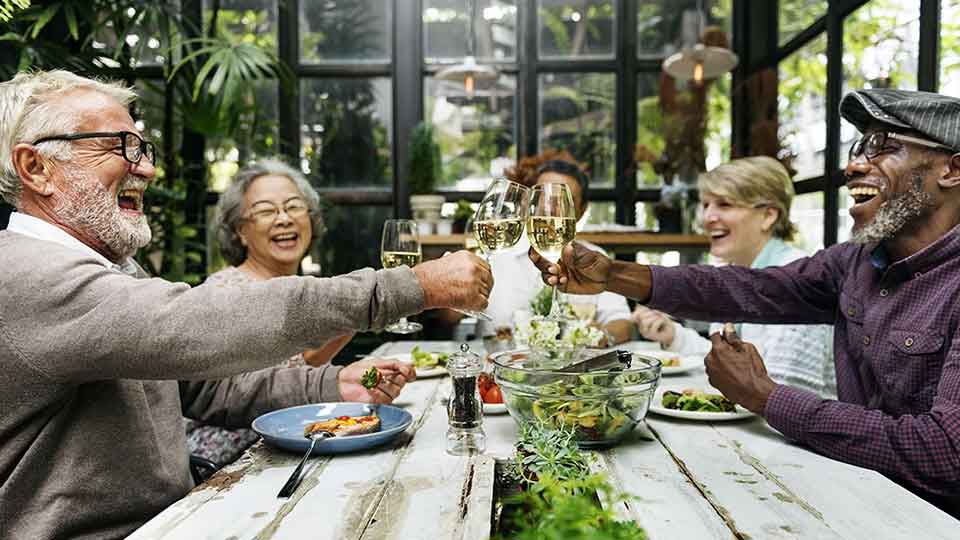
top-left (459, 455), bottom-right (496, 540)
top-left (357, 378), bottom-right (483, 540)
top-left (647, 417), bottom-right (844, 539)
top-left (602, 428), bottom-right (737, 540)
top-left (716, 420), bottom-right (960, 540)
top-left (129, 374), bottom-right (442, 539)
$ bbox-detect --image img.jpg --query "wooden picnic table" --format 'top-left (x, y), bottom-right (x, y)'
top-left (130, 341), bottom-right (958, 540)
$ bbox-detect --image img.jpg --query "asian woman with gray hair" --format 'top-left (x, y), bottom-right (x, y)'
top-left (187, 158), bottom-right (354, 465)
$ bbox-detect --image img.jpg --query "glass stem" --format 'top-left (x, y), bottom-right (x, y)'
top-left (548, 283), bottom-right (562, 319)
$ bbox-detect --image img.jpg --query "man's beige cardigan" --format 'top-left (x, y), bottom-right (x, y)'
top-left (0, 230), bottom-right (424, 540)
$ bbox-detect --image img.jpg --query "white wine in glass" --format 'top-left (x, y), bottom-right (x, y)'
top-left (381, 219), bottom-right (423, 334)
top-left (455, 178), bottom-right (530, 322)
top-left (526, 216), bottom-right (576, 263)
top-left (474, 218), bottom-right (524, 251)
top-left (527, 183), bottom-right (577, 321)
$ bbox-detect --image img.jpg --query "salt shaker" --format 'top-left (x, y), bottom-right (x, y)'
top-left (446, 343), bottom-right (485, 455)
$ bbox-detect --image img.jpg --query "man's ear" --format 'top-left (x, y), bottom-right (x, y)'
top-left (11, 144), bottom-right (54, 197)
top-left (938, 153), bottom-right (960, 189)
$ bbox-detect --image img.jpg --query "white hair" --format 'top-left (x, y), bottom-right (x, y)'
top-left (0, 70), bottom-right (138, 206)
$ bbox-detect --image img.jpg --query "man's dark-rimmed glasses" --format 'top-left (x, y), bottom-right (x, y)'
top-left (32, 131), bottom-right (157, 166)
top-left (849, 131), bottom-right (955, 163)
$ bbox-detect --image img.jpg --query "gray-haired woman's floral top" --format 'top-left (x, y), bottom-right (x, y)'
top-left (184, 266), bottom-right (306, 465)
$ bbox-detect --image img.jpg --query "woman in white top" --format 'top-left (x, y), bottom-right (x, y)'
top-left (633, 156), bottom-right (836, 397)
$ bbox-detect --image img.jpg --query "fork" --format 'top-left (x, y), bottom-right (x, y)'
top-left (277, 430), bottom-right (334, 498)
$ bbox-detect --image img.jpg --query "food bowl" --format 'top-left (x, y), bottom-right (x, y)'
top-left (491, 349), bottom-right (661, 448)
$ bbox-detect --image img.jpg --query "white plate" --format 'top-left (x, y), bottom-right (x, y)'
top-left (483, 402), bottom-right (508, 414)
top-left (630, 350), bottom-right (703, 375)
top-left (380, 353), bottom-right (448, 379)
top-left (648, 386), bottom-right (754, 421)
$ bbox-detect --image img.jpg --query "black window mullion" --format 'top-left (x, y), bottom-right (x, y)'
top-left (823, 2), bottom-right (843, 247)
top-left (277, 0), bottom-right (299, 162)
top-left (918, 0), bottom-right (940, 92)
top-left (394, 0), bottom-right (423, 218)
top-left (617, 0), bottom-right (637, 226)
top-left (520, 0), bottom-right (538, 158)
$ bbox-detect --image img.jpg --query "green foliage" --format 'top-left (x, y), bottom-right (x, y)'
top-left (408, 121), bottom-right (442, 194)
top-left (0, 0), bottom-right (287, 283)
top-left (453, 200), bottom-right (474, 221)
top-left (512, 421), bottom-right (592, 486)
top-left (0, 0), bottom-right (30, 23)
top-left (499, 475), bottom-right (647, 540)
top-left (530, 285), bottom-right (554, 317)
top-left (500, 421), bottom-right (645, 540)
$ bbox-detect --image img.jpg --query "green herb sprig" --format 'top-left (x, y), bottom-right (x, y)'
top-left (512, 420), bottom-right (591, 486)
top-left (360, 366), bottom-right (380, 389)
top-left (500, 474), bottom-right (647, 540)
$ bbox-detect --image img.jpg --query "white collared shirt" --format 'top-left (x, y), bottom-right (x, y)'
top-left (7, 212), bottom-right (140, 276)
top-left (475, 236), bottom-right (632, 336)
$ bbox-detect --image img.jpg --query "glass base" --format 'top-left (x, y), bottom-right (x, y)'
top-left (385, 320), bottom-right (422, 334)
top-left (453, 307), bottom-right (493, 321)
top-left (446, 426), bottom-right (486, 455)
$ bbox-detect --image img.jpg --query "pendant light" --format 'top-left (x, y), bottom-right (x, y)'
top-left (662, 1), bottom-right (738, 84)
top-left (435, 0), bottom-right (498, 97)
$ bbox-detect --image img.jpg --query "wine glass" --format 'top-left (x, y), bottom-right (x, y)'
top-left (527, 183), bottom-right (577, 321)
top-left (454, 178), bottom-right (530, 322)
top-left (381, 219), bottom-right (423, 334)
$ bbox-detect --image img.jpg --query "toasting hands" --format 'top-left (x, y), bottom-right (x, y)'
top-left (413, 250), bottom-right (493, 311)
top-left (528, 242), bottom-right (611, 295)
top-left (704, 323), bottom-right (776, 415)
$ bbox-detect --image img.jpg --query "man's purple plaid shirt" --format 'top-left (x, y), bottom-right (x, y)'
top-left (648, 228), bottom-right (960, 504)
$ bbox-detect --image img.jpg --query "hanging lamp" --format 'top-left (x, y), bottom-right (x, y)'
top-left (662, 1), bottom-right (738, 84)
top-left (435, 0), bottom-right (498, 96)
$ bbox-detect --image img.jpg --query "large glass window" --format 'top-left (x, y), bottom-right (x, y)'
top-left (539, 0), bottom-right (616, 59)
top-left (778, 32), bottom-right (827, 181)
top-left (778, 0), bottom-right (827, 47)
top-left (317, 205), bottom-right (394, 277)
top-left (299, 0), bottom-right (391, 62)
top-left (94, 4), bottom-right (179, 67)
top-left (424, 0), bottom-right (517, 62)
top-left (206, 80), bottom-right (280, 192)
top-left (942, 0), bottom-right (960, 95)
top-left (300, 78), bottom-right (393, 187)
top-left (840, 0), bottom-right (919, 167)
top-left (203, 0), bottom-right (277, 52)
top-left (425, 75), bottom-right (518, 190)
top-left (637, 0), bottom-right (730, 58)
top-left (790, 191), bottom-right (825, 253)
top-left (539, 72), bottom-right (616, 187)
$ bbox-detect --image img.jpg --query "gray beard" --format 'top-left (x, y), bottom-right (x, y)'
top-left (52, 166), bottom-right (152, 260)
top-left (851, 167), bottom-right (934, 244)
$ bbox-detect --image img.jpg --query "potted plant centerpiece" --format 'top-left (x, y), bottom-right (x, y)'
top-left (408, 122), bottom-right (445, 233)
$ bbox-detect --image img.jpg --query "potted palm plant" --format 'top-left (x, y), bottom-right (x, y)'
top-left (408, 122), bottom-right (444, 231)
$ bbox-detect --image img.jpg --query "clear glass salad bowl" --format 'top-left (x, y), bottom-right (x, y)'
top-left (491, 349), bottom-right (661, 448)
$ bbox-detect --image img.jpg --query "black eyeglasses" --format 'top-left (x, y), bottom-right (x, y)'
top-left (849, 131), bottom-right (954, 163)
top-left (32, 131), bottom-right (157, 166)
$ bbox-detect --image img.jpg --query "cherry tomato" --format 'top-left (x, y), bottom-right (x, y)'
top-left (484, 385), bottom-right (504, 404)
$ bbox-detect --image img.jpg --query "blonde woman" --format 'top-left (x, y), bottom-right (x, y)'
top-left (633, 156), bottom-right (836, 397)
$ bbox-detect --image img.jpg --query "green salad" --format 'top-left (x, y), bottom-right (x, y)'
top-left (410, 346), bottom-right (449, 370)
top-left (661, 389), bottom-right (735, 412)
top-left (502, 372), bottom-right (652, 444)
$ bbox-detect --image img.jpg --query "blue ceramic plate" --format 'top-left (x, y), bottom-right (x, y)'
top-left (252, 403), bottom-right (413, 455)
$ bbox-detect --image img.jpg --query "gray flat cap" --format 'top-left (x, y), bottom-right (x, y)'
top-left (840, 88), bottom-right (960, 151)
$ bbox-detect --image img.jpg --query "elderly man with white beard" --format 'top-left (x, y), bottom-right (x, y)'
top-left (529, 89), bottom-right (960, 519)
top-left (0, 70), bottom-right (493, 540)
